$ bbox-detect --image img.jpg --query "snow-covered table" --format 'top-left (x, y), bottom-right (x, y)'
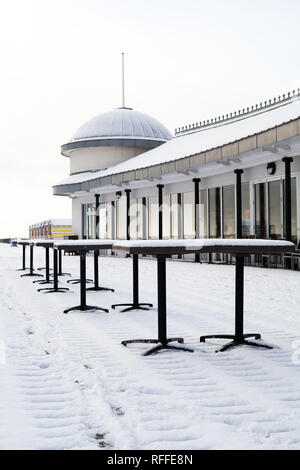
top-left (31, 240), bottom-right (55, 286)
top-left (54, 240), bottom-right (115, 314)
top-left (111, 252), bottom-right (153, 313)
top-left (113, 239), bottom-right (295, 355)
top-left (18, 240), bottom-right (43, 279)
top-left (30, 240), bottom-right (70, 294)
top-left (66, 242), bottom-right (114, 292)
top-left (17, 239), bottom-right (30, 272)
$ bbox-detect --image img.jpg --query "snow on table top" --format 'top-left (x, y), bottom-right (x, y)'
top-left (114, 238), bottom-right (295, 249)
top-left (17, 239), bottom-right (31, 245)
top-left (54, 239), bottom-right (115, 248)
top-left (31, 239), bottom-right (55, 245)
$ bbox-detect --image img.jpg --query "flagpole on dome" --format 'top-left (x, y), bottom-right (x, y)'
top-left (122, 52), bottom-right (125, 108)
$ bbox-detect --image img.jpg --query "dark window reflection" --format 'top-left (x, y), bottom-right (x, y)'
top-left (209, 188), bottom-right (221, 238)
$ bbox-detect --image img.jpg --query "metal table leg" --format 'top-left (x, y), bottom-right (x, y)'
top-left (21, 246), bottom-right (43, 278)
top-left (112, 254), bottom-right (152, 312)
top-left (64, 251), bottom-right (109, 314)
top-left (66, 251), bottom-right (93, 284)
top-left (34, 247), bottom-right (53, 284)
top-left (17, 245), bottom-right (29, 271)
top-left (200, 255), bottom-right (273, 352)
top-left (37, 249), bottom-right (69, 293)
top-left (86, 250), bottom-right (114, 292)
top-left (58, 250), bottom-right (71, 276)
top-left (122, 256), bottom-right (193, 356)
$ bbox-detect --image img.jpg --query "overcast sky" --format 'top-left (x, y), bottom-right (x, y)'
top-left (0, 0), bottom-right (300, 237)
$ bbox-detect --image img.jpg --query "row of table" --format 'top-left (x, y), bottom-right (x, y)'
top-left (17, 238), bottom-right (294, 355)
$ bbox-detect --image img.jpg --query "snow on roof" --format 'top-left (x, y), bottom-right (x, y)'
top-left (50, 219), bottom-right (72, 225)
top-left (55, 93), bottom-right (300, 188)
top-left (69, 108), bottom-right (172, 143)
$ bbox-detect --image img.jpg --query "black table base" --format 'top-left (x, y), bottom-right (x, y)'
top-left (37, 249), bottom-right (69, 294)
top-left (64, 305), bottom-right (109, 314)
top-left (86, 251), bottom-right (114, 293)
top-left (33, 279), bottom-right (52, 285)
top-left (200, 333), bottom-right (273, 352)
top-left (54, 272), bottom-right (71, 277)
top-left (34, 247), bottom-right (52, 284)
top-left (112, 302), bottom-right (152, 313)
top-left (49, 251), bottom-right (71, 276)
top-left (200, 255), bottom-right (273, 353)
top-left (112, 254), bottom-right (152, 312)
top-left (38, 287), bottom-right (69, 293)
top-left (121, 256), bottom-right (193, 356)
top-left (21, 272), bottom-right (43, 278)
top-left (87, 285), bottom-right (114, 292)
top-left (122, 338), bottom-right (193, 356)
top-left (20, 246), bottom-right (43, 278)
top-left (63, 251), bottom-right (108, 314)
top-left (67, 278), bottom-right (93, 284)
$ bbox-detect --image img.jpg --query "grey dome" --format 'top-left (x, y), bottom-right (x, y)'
top-left (71, 108), bottom-right (172, 143)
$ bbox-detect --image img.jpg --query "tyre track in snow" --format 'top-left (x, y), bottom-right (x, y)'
top-left (54, 309), bottom-right (300, 449)
top-left (1, 256), bottom-right (112, 449)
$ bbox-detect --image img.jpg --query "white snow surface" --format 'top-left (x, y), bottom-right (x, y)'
top-left (1, 243), bottom-right (300, 450)
top-left (50, 219), bottom-right (72, 225)
top-left (54, 240), bottom-right (115, 248)
top-left (56, 97), bottom-right (300, 187)
top-left (114, 239), bottom-right (295, 250)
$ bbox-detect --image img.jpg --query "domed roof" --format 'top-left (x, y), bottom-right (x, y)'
top-left (71, 107), bottom-right (172, 143)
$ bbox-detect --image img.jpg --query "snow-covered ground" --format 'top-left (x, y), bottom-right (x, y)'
top-left (0, 243), bottom-right (300, 450)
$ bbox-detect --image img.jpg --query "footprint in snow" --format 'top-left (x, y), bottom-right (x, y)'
top-left (111, 406), bottom-right (125, 416)
top-left (39, 363), bottom-right (50, 369)
top-left (95, 433), bottom-right (110, 448)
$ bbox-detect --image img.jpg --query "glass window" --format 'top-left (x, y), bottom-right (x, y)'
top-left (163, 195), bottom-right (171, 239)
top-left (82, 204), bottom-right (88, 239)
top-left (170, 194), bottom-right (179, 239)
top-left (222, 185), bottom-right (235, 238)
top-left (129, 198), bottom-right (138, 240)
top-left (255, 183), bottom-right (267, 238)
top-left (242, 183), bottom-right (250, 237)
top-left (136, 198), bottom-right (145, 240)
top-left (106, 202), bottom-right (113, 239)
top-left (87, 203), bottom-right (96, 239)
top-left (209, 188), bottom-right (221, 238)
top-left (291, 178), bottom-right (297, 241)
top-left (99, 203), bottom-right (107, 239)
top-left (148, 196), bottom-right (158, 239)
top-left (199, 190), bottom-right (207, 238)
top-left (116, 196), bottom-right (126, 240)
top-left (183, 192), bottom-right (194, 239)
top-left (268, 180), bottom-right (281, 239)
top-left (283, 177), bottom-right (297, 241)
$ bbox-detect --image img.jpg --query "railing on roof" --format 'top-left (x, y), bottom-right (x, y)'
top-left (174, 89), bottom-right (300, 136)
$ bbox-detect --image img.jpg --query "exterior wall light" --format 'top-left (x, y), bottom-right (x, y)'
top-left (267, 162), bottom-right (276, 175)
top-left (116, 191), bottom-right (122, 199)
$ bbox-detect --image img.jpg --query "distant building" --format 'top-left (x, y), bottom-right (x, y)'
top-left (29, 219), bottom-right (72, 240)
top-left (53, 91), bottom-right (300, 245)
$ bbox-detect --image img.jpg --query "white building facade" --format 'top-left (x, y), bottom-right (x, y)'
top-left (53, 92), bottom-right (300, 248)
